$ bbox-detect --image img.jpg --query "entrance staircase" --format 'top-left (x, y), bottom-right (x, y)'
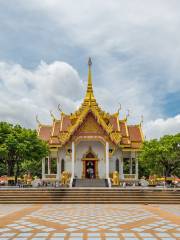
top-left (0, 188), bottom-right (179, 204)
top-left (73, 178), bottom-right (108, 187)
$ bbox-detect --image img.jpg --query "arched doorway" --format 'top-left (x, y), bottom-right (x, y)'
top-left (82, 147), bottom-right (99, 178)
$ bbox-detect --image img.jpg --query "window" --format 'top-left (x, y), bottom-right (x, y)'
top-left (123, 158), bottom-right (130, 174)
top-left (51, 158), bottom-right (57, 174)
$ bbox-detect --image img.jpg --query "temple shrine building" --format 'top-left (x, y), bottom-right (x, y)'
top-left (38, 59), bottom-right (144, 187)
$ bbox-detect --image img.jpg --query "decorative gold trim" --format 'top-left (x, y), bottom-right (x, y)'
top-left (117, 116), bottom-right (120, 132)
top-left (138, 124), bottom-right (145, 142)
top-left (83, 146), bottom-right (98, 159)
top-left (49, 144), bottom-right (61, 148)
top-left (122, 149), bottom-right (141, 152)
top-left (82, 157), bottom-right (99, 161)
top-left (75, 136), bottom-right (106, 146)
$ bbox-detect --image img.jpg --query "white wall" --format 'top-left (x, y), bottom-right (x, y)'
top-left (75, 140), bottom-right (106, 178)
top-left (109, 149), bottom-right (123, 175)
top-left (57, 143), bottom-right (137, 179)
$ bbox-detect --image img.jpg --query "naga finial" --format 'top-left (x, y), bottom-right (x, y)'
top-left (125, 109), bottom-right (130, 121)
top-left (36, 115), bottom-right (41, 125)
top-left (140, 115), bottom-right (144, 126)
top-left (117, 103), bottom-right (121, 114)
top-left (58, 104), bottom-right (64, 115)
top-left (50, 110), bottom-right (56, 121)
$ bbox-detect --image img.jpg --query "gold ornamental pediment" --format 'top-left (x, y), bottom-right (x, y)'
top-left (77, 112), bottom-right (104, 134)
top-left (82, 146), bottom-right (98, 159)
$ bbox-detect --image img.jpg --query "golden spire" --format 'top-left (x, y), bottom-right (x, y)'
top-left (85, 57), bottom-right (95, 100)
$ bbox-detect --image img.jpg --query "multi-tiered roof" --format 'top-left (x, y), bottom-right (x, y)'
top-left (38, 58), bottom-right (144, 150)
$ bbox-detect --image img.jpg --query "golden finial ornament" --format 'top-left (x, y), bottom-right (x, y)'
top-left (88, 57), bottom-right (92, 66)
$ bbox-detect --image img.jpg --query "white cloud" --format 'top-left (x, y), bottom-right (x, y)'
top-left (0, 61), bottom-right (83, 128)
top-left (27, 0), bottom-right (180, 120)
top-left (0, 0), bottom-right (180, 139)
top-left (0, 60), bottom-right (179, 139)
top-left (144, 115), bottom-right (180, 139)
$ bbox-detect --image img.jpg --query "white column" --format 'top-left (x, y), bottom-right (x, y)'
top-left (71, 141), bottom-right (75, 179)
top-left (48, 157), bottom-right (50, 175)
top-left (42, 158), bottom-right (45, 179)
top-left (120, 157), bottom-right (124, 179)
top-left (106, 141), bottom-right (109, 179)
top-left (135, 157), bottom-right (139, 180)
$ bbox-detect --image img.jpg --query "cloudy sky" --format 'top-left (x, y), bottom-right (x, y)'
top-left (0, 0), bottom-right (180, 139)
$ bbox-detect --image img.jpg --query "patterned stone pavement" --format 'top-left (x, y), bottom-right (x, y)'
top-left (0, 204), bottom-right (179, 240)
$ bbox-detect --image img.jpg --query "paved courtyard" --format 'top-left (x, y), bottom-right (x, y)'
top-left (0, 204), bottom-right (179, 240)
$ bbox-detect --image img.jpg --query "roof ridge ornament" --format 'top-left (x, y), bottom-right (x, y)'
top-left (124, 109), bottom-right (130, 121)
top-left (36, 114), bottom-right (41, 126)
top-left (140, 114), bottom-right (144, 126)
top-left (50, 110), bottom-right (56, 121)
top-left (58, 104), bottom-right (64, 115)
top-left (117, 103), bottom-right (121, 115)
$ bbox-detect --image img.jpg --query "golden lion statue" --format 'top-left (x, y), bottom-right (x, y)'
top-left (61, 171), bottom-right (69, 186)
top-left (112, 171), bottom-right (120, 186)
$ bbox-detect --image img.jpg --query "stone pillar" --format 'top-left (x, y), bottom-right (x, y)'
top-left (42, 157), bottom-right (45, 179)
top-left (106, 141), bottom-right (109, 179)
top-left (71, 141), bottom-right (75, 179)
top-left (135, 157), bottom-right (139, 180)
top-left (120, 156), bottom-right (124, 179)
top-left (48, 156), bottom-right (51, 175)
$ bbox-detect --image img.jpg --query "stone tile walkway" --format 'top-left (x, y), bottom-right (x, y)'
top-left (0, 204), bottom-right (179, 239)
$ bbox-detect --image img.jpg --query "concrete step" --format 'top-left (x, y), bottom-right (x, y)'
top-left (74, 178), bottom-right (108, 187)
top-left (0, 200), bottom-right (179, 204)
top-left (0, 189), bottom-right (179, 204)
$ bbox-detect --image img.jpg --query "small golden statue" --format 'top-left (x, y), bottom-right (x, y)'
top-left (149, 174), bottom-right (157, 186)
top-left (112, 171), bottom-right (120, 186)
top-left (23, 174), bottom-right (28, 184)
top-left (27, 173), bottom-right (32, 184)
top-left (61, 171), bottom-right (69, 186)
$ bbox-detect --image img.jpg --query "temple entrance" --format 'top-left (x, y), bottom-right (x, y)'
top-left (85, 160), bottom-right (96, 178)
top-left (82, 147), bottom-right (99, 178)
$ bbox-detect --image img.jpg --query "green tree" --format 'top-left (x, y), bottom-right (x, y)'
top-left (139, 133), bottom-right (180, 179)
top-left (0, 122), bottom-right (49, 182)
top-left (0, 122), bottom-right (13, 175)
